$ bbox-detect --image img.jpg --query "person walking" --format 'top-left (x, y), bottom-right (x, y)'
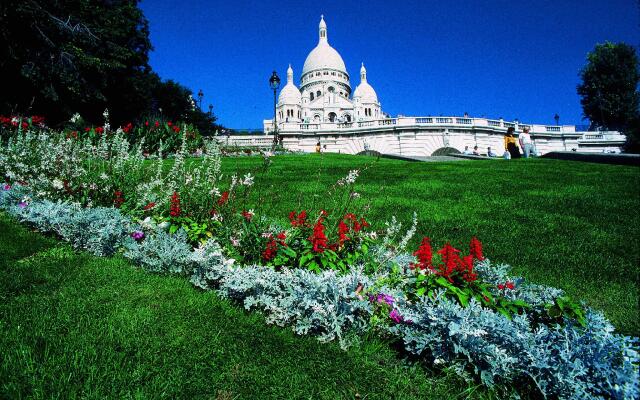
top-left (519, 127), bottom-right (533, 158)
top-left (504, 127), bottom-right (521, 159)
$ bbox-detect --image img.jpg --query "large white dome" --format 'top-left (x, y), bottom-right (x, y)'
top-left (302, 16), bottom-right (347, 76)
top-left (302, 42), bottom-right (347, 75)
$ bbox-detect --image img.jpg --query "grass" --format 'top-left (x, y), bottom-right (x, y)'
top-left (212, 153), bottom-right (640, 335)
top-left (0, 212), bottom-right (486, 399)
top-left (1, 153), bottom-right (638, 398)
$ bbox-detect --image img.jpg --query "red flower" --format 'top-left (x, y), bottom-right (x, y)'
top-left (241, 210), bottom-right (253, 221)
top-left (145, 121), bottom-right (149, 126)
top-left (460, 254), bottom-right (478, 282)
top-left (217, 191), bottom-right (229, 206)
top-left (122, 122), bottom-right (133, 133)
top-left (262, 236), bottom-right (278, 261)
top-left (289, 210), bottom-right (308, 227)
top-left (497, 283), bottom-right (505, 290)
top-left (309, 217), bottom-right (328, 253)
top-left (85, 127), bottom-right (91, 132)
top-left (172, 126), bottom-right (180, 133)
top-left (411, 237), bottom-right (433, 271)
top-left (276, 231), bottom-right (287, 246)
top-left (170, 191), bottom-right (181, 217)
top-left (437, 242), bottom-right (461, 282)
top-left (95, 126), bottom-right (104, 134)
top-left (505, 281), bottom-right (515, 290)
top-left (338, 220), bottom-right (349, 247)
top-left (113, 190), bottom-right (124, 208)
top-left (154, 120), bottom-right (159, 128)
top-left (469, 236), bottom-right (484, 261)
top-left (167, 121), bottom-right (172, 126)
top-left (143, 202), bottom-right (156, 211)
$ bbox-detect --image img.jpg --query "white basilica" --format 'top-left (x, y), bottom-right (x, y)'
top-left (255, 16), bottom-right (624, 155)
top-left (272, 15), bottom-right (383, 126)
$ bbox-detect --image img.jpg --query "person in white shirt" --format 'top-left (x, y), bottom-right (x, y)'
top-left (463, 146), bottom-right (472, 155)
top-left (519, 127), bottom-right (533, 158)
top-left (487, 147), bottom-right (497, 157)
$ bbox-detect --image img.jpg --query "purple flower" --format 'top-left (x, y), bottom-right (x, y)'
top-left (131, 230), bottom-right (145, 241)
top-left (389, 309), bottom-right (403, 323)
top-left (17, 202), bottom-right (27, 208)
top-left (2, 184), bottom-right (10, 191)
top-left (377, 293), bottom-right (395, 305)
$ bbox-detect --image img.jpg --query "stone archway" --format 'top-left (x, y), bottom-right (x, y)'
top-left (328, 112), bottom-right (337, 122)
top-left (431, 147), bottom-right (461, 156)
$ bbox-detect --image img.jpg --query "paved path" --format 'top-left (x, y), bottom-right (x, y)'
top-left (383, 154), bottom-right (480, 162)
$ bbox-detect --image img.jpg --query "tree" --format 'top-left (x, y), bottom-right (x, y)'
top-left (0, 0), bottom-right (154, 126)
top-left (577, 42), bottom-right (640, 151)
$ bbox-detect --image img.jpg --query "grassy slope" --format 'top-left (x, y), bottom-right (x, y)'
top-left (0, 212), bottom-right (484, 400)
top-left (214, 154), bottom-right (640, 335)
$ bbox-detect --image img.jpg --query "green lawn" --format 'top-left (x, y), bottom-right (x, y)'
top-left (215, 154), bottom-right (640, 335)
top-left (0, 212), bottom-right (485, 399)
top-left (1, 153), bottom-right (638, 398)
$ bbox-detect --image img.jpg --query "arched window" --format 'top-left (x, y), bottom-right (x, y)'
top-left (323, 71), bottom-right (328, 75)
top-left (344, 114), bottom-right (351, 122)
top-left (310, 92), bottom-right (314, 101)
top-left (328, 87), bottom-right (334, 93)
top-left (316, 90), bottom-right (321, 97)
top-left (328, 112), bottom-right (337, 122)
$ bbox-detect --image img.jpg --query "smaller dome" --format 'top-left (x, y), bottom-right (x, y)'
top-left (278, 64), bottom-right (302, 105)
top-left (353, 82), bottom-right (378, 103)
top-left (353, 63), bottom-right (377, 103)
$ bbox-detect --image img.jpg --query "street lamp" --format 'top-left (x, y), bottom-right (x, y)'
top-left (269, 70), bottom-right (281, 147)
top-left (197, 89), bottom-right (204, 109)
top-left (208, 104), bottom-right (213, 116)
top-left (554, 113), bottom-right (560, 126)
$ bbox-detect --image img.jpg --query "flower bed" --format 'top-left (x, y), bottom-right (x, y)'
top-left (0, 126), bottom-right (638, 399)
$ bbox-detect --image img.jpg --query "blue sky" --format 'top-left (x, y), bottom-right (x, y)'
top-left (140, 0), bottom-right (639, 129)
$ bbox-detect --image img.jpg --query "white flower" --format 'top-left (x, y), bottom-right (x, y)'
top-left (242, 173), bottom-right (254, 187)
top-left (102, 108), bottom-right (109, 121)
top-left (70, 113), bottom-right (81, 123)
top-left (230, 237), bottom-right (240, 246)
top-left (261, 232), bottom-right (272, 238)
top-left (52, 179), bottom-right (64, 190)
top-left (100, 173), bottom-right (109, 180)
top-left (337, 169), bottom-right (359, 186)
top-left (350, 192), bottom-right (360, 199)
top-left (209, 187), bottom-right (221, 197)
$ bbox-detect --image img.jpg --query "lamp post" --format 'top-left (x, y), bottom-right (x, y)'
top-left (197, 89), bottom-right (204, 109)
top-left (208, 104), bottom-right (213, 116)
top-left (269, 70), bottom-right (280, 147)
top-left (554, 113), bottom-right (560, 126)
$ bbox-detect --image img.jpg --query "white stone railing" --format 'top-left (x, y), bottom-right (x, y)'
top-left (271, 116), bottom-right (596, 135)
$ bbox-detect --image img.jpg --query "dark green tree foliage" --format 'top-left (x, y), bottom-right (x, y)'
top-left (150, 79), bottom-right (219, 136)
top-left (0, 0), bottom-right (221, 134)
top-left (0, 0), bottom-right (154, 125)
top-left (577, 42), bottom-right (640, 151)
